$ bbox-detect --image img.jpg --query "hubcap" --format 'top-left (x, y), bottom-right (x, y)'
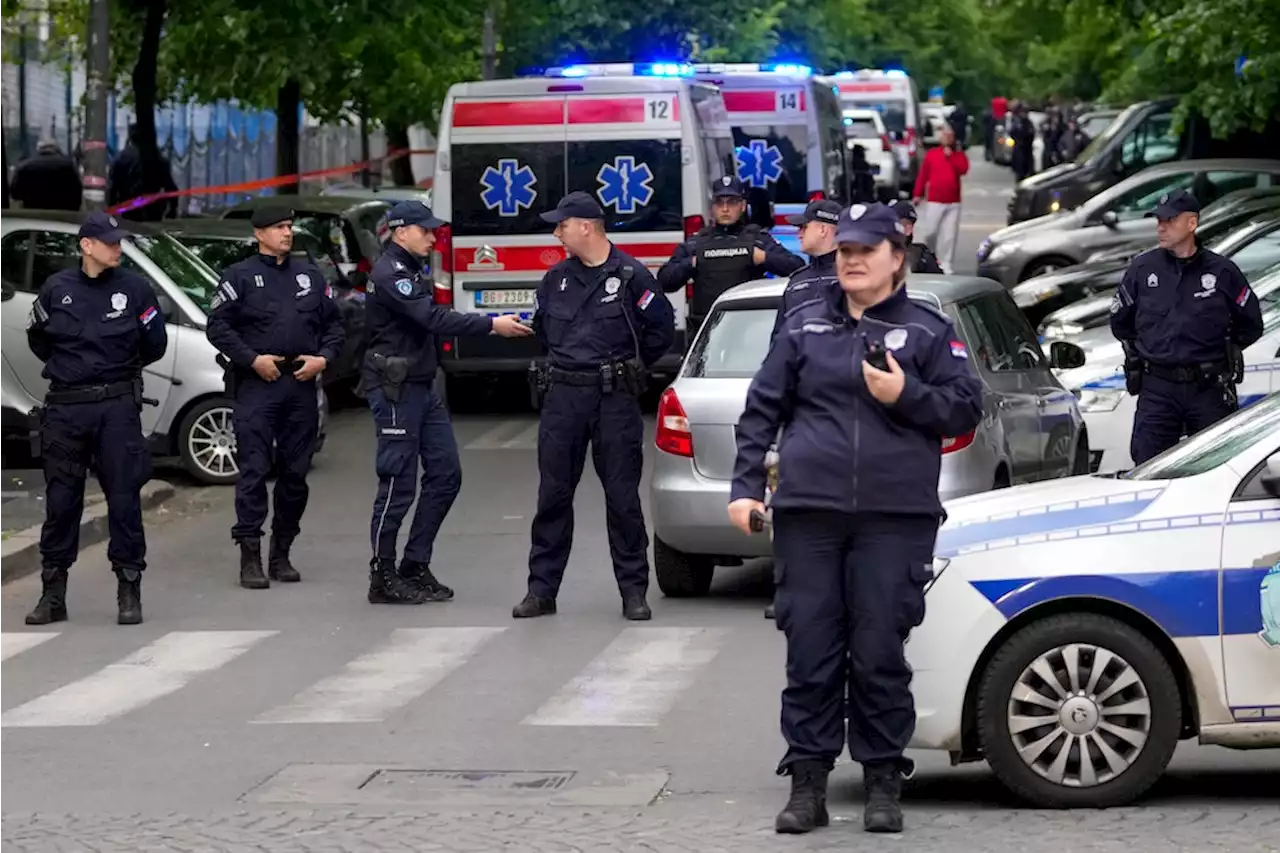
top-left (1006, 643), bottom-right (1151, 787)
top-left (1048, 434), bottom-right (1073, 462)
top-left (188, 407), bottom-right (238, 479)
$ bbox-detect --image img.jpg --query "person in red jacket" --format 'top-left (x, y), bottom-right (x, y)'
top-left (911, 126), bottom-right (969, 273)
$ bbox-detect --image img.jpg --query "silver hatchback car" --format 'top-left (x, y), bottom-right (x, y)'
top-left (648, 275), bottom-right (1090, 597)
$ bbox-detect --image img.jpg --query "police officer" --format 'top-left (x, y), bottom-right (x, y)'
top-left (515, 192), bottom-right (675, 620)
top-left (891, 201), bottom-right (944, 274)
top-left (206, 207), bottom-right (345, 589)
top-left (24, 212), bottom-right (168, 625)
top-left (364, 201), bottom-right (533, 605)
top-left (1111, 189), bottom-right (1263, 465)
top-left (729, 203), bottom-right (982, 835)
top-left (770, 199), bottom-right (843, 340)
top-left (658, 175), bottom-right (804, 340)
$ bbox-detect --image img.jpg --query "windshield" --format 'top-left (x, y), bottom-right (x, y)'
top-left (1077, 102), bottom-right (1142, 165)
top-left (845, 116), bottom-right (881, 139)
top-left (846, 100), bottom-right (907, 134)
top-left (128, 233), bottom-right (220, 313)
top-left (685, 302), bottom-right (778, 378)
top-left (1123, 394), bottom-right (1280, 480)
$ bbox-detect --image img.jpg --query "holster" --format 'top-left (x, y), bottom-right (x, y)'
top-left (528, 361), bottom-right (549, 410)
top-left (27, 406), bottom-right (45, 458)
top-left (1123, 355), bottom-right (1143, 396)
top-left (369, 353), bottom-right (410, 403)
top-left (216, 354), bottom-right (241, 398)
top-left (1227, 342), bottom-right (1245, 384)
top-left (621, 357), bottom-right (648, 396)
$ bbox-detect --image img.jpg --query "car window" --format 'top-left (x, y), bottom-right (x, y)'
top-left (180, 237), bottom-right (255, 273)
top-left (127, 233), bottom-right (220, 314)
top-left (1124, 394), bottom-right (1280, 481)
top-left (1118, 111), bottom-right (1177, 171)
top-left (1, 231), bottom-right (33, 292)
top-left (731, 124), bottom-right (809, 205)
top-left (30, 231), bottom-right (82, 290)
top-left (116, 253), bottom-right (180, 321)
top-left (684, 304), bottom-right (777, 379)
top-left (1204, 170), bottom-right (1274, 200)
top-left (958, 296), bottom-right (1018, 372)
top-left (846, 117), bottom-right (881, 139)
top-left (1108, 172), bottom-right (1195, 222)
top-left (1235, 451), bottom-right (1280, 501)
top-left (987, 292), bottom-right (1047, 369)
top-left (1229, 227), bottom-right (1280, 276)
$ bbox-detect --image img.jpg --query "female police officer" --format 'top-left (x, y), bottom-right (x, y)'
top-left (728, 203), bottom-right (983, 835)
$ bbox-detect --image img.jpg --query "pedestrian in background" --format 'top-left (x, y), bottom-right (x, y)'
top-left (911, 126), bottom-right (969, 274)
top-left (891, 200), bottom-right (944, 274)
top-left (9, 139), bottom-right (82, 211)
top-left (729, 202), bottom-right (982, 836)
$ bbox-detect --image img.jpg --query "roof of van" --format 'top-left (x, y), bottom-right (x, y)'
top-left (447, 77), bottom-right (713, 98)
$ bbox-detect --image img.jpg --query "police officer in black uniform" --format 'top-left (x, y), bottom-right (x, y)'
top-left (658, 175), bottom-right (804, 341)
top-left (770, 199), bottom-right (843, 341)
top-left (730, 203), bottom-right (983, 835)
top-left (1111, 189), bottom-right (1263, 465)
top-left (207, 207), bottom-right (345, 589)
top-left (364, 200), bottom-right (532, 605)
top-left (24, 212), bottom-right (168, 625)
top-left (515, 192), bottom-right (675, 621)
top-left (891, 201), bottom-right (944, 274)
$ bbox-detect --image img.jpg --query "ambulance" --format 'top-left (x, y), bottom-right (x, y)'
top-left (430, 65), bottom-right (736, 399)
top-left (832, 68), bottom-right (926, 194)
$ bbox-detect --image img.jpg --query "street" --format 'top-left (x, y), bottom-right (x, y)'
top-left (4, 161), bottom-right (1278, 852)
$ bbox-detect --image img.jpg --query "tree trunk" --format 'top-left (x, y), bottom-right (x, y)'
top-left (131, 0), bottom-right (164, 156)
top-left (275, 78), bottom-right (301, 194)
top-left (385, 121), bottom-right (414, 186)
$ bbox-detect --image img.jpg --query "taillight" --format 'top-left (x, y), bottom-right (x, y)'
top-left (685, 282), bottom-right (694, 303)
top-left (430, 224), bottom-right (454, 306)
top-left (881, 134), bottom-right (891, 152)
top-left (905, 127), bottom-right (918, 155)
top-left (808, 190), bottom-right (826, 201)
top-left (655, 388), bottom-right (694, 457)
top-left (942, 431), bottom-right (975, 454)
top-left (683, 214), bottom-right (705, 239)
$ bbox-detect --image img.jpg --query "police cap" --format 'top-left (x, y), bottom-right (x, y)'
top-left (712, 174), bottom-right (746, 200)
top-left (1146, 188), bottom-right (1201, 220)
top-left (386, 199), bottom-right (446, 229)
top-left (786, 199), bottom-right (843, 227)
top-left (77, 211), bottom-right (128, 244)
top-left (890, 199), bottom-right (918, 222)
top-left (250, 206), bottom-right (295, 229)
top-left (835, 203), bottom-right (907, 247)
top-left (540, 191), bottom-right (604, 223)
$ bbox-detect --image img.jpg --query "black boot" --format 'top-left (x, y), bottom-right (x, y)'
top-left (512, 593), bottom-right (556, 618)
top-left (862, 763), bottom-right (904, 833)
top-left (25, 567), bottom-right (69, 625)
top-left (114, 567), bottom-right (143, 625)
top-left (398, 559), bottom-right (453, 601)
top-left (368, 558), bottom-right (431, 604)
top-left (268, 537), bottom-right (301, 583)
top-left (238, 539), bottom-right (269, 589)
top-left (622, 592), bottom-right (651, 621)
top-left (775, 759), bottom-right (830, 834)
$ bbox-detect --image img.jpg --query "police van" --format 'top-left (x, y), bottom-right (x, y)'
top-left (430, 66), bottom-right (736, 398)
top-left (831, 68), bottom-right (926, 194)
top-left (686, 63), bottom-right (851, 256)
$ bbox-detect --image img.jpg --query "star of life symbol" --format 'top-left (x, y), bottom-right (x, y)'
top-left (596, 156), bottom-right (655, 215)
top-left (479, 158), bottom-right (538, 217)
top-left (735, 139), bottom-right (784, 188)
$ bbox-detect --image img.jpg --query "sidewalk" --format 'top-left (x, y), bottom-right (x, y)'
top-left (2, 469), bottom-right (101, 534)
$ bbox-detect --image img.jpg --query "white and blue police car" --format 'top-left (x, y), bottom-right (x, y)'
top-left (908, 392), bottom-right (1280, 807)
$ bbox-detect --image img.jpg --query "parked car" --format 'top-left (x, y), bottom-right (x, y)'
top-left (0, 212), bottom-right (327, 485)
top-left (979, 158), bottom-right (1280, 287)
top-left (155, 219), bottom-right (367, 389)
top-left (843, 107), bottom-right (900, 201)
top-left (220, 195), bottom-right (389, 283)
top-left (1075, 109), bottom-right (1121, 142)
top-left (648, 274), bottom-right (1088, 597)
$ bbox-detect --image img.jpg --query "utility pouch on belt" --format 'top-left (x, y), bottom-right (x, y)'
top-left (27, 406), bottom-right (44, 458)
top-left (1123, 355), bottom-right (1143, 396)
top-left (216, 354), bottom-right (241, 398)
top-left (527, 361), bottom-right (548, 410)
top-left (371, 353), bottom-right (410, 402)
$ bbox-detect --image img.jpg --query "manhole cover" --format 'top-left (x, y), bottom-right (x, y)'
top-left (364, 769), bottom-right (576, 792)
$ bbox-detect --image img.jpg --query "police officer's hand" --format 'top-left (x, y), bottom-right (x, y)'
top-left (862, 350), bottom-right (906, 405)
top-left (252, 354), bottom-right (283, 382)
top-left (492, 315), bottom-right (534, 338)
top-left (294, 355), bottom-right (328, 382)
top-left (728, 498), bottom-right (767, 536)
top-left (752, 247), bottom-right (766, 265)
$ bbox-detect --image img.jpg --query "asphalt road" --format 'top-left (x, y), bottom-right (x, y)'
top-left (5, 162), bottom-right (1278, 851)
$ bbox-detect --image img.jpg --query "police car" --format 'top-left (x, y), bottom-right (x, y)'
top-left (1056, 262), bottom-right (1280, 473)
top-left (912, 393), bottom-right (1280, 807)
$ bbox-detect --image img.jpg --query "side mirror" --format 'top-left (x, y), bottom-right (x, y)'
top-left (1262, 473), bottom-right (1280, 500)
top-left (1, 282), bottom-right (14, 302)
top-left (1049, 340), bottom-right (1086, 369)
top-left (1100, 210), bottom-right (1119, 229)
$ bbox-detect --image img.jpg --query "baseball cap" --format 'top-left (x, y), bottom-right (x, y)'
top-left (786, 199), bottom-right (843, 227)
top-left (540, 191), bottom-right (605, 223)
top-left (890, 200), bottom-right (918, 222)
top-left (386, 199), bottom-right (446, 229)
top-left (835, 203), bottom-right (907, 247)
top-left (249, 206), bottom-right (295, 229)
top-left (711, 175), bottom-right (746, 199)
top-left (77, 211), bottom-right (128, 244)
top-left (1146, 188), bottom-right (1201, 219)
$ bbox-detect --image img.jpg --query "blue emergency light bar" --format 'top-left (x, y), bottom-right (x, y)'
top-left (539, 61), bottom-right (817, 78)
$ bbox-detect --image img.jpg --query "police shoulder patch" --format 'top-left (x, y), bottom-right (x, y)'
top-left (396, 278), bottom-right (414, 296)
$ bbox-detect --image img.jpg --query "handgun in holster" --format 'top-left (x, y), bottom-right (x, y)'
top-left (527, 361), bottom-right (549, 410)
top-left (1219, 341), bottom-right (1244, 409)
top-left (27, 405), bottom-right (45, 458)
top-left (216, 353), bottom-right (241, 398)
top-left (1120, 342), bottom-right (1143, 396)
top-left (370, 353), bottom-right (410, 403)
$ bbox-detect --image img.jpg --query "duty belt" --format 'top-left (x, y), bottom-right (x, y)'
top-left (44, 380), bottom-right (135, 405)
top-left (1143, 362), bottom-right (1226, 384)
top-left (547, 364), bottom-right (622, 386)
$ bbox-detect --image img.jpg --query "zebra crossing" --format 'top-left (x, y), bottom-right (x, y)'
top-left (1, 625), bottom-right (751, 730)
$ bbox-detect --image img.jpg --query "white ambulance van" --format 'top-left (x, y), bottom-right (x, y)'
top-left (832, 68), bottom-right (925, 194)
top-left (431, 65), bottom-right (735, 398)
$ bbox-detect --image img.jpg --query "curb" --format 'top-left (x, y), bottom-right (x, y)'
top-left (1, 480), bottom-right (177, 585)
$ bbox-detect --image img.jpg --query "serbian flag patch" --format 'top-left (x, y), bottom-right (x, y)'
top-left (1236, 287), bottom-right (1251, 307)
top-left (139, 306), bottom-right (158, 325)
top-left (949, 339), bottom-right (968, 359)
top-left (637, 289), bottom-right (656, 310)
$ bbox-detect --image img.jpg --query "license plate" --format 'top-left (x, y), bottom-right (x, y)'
top-left (475, 289), bottom-right (535, 308)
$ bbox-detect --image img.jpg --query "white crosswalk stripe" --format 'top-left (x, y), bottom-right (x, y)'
top-left (1, 630), bottom-right (276, 728)
top-left (464, 419), bottom-right (541, 450)
top-left (253, 627), bottom-right (505, 724)
top-left (1, 632), bottom-right (59, 662)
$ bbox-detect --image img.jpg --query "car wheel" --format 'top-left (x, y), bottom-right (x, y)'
top-left (1020, 257), bottom-right (1074, 282)
top-left (976, 613), bottom-right (1182, 808)
top-left (653, 535), bottom-right (714, 597)
top-left (1045, 426), bottom-right (1073, 468)
top-left (177, 398), bottom-right (239, 485)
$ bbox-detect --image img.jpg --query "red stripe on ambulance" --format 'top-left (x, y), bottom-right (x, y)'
top-left (722, 91), bottom-right (776, 112)
top-left (837, 82), bottom-right (894, 94)
top-left (452, 100), bottom-right (563, 127)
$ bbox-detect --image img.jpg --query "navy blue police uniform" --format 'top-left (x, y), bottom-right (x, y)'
top-left (891, 201), bottom-right (944, 274)
top-left (770, 200), bottom-right (843, 341)
top-left (731, 203), bottom-right (983, 835)
top-left (658, 175), bottom-right (804, 340)
top-left (1110, 189), bottom-right (1264, 465)
top-left (206, 206), bottom-right (345, 588)
top-left (516, 192), bottom-right (675, 621)
top-left (24, 212), bottom-right (168, 626)
top-left (364, 201), bottom-right (498, 605)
